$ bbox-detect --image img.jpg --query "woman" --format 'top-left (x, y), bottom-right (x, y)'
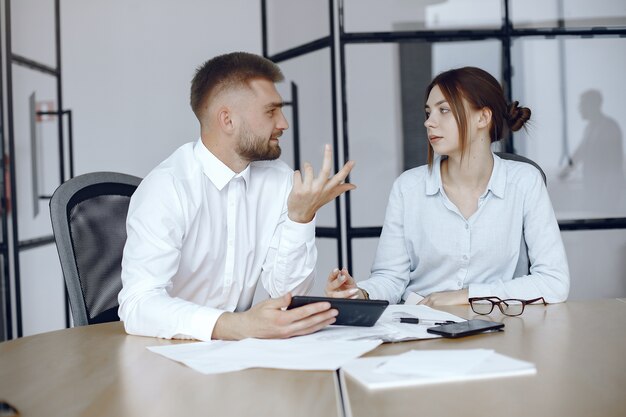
top-left (326, 67), bottom-right (569, 306)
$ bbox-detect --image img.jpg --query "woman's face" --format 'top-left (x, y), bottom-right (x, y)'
top-left (424, 85), bottom-right (460, 156)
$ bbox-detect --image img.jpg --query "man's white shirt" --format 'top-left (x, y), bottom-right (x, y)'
top-left (118, 139), bottom-right (316, 341)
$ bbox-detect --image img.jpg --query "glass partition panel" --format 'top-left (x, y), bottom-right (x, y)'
top-left (345, 44), bottom-right (404, 228)
top-left (511, 0), bottom-right (626, 29)
top-left (561, 230), bottom-right (626, 300)
top-left (266, 0), bottom-right (330, 56)
top-left (11, 0), bottom-right (57, 67)
top-left (20, 246), bottom-right (65, 336)
top-left (346, 41), bottom-right (501, 227)
top-left (344, 0), bottom-right (501, 33)
top-left (352, 238), bottom-right (380, 286)
top-left (12, 65), bottom-right (58, 240)
top-left (277, 49), bottom-right (336, 228)
top-left (511, 37), bottom-right (626, 219)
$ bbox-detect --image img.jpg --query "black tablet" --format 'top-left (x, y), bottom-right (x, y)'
top-left (426, 319), bottom-right (504, 338)
top-left (287, 296), bottom-right (389, 327)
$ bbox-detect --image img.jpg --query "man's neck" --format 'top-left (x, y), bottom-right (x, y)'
top-left (201, 133), bottom-right (249, 173)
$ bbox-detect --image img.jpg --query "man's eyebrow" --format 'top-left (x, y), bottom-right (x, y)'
top-left (424, 99), bottom-right (448, 109)
top-left (265, 101), bottom-right (284, 109)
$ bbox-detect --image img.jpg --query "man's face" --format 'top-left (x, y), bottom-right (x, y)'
top-left (235, 78), bottom-right (289, 162)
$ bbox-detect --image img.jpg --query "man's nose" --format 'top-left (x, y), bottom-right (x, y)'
top-left (277, 110), bottom-right (289, 130)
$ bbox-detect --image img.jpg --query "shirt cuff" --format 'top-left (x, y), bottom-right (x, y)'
top-left (188, 306), bottom-right (224, 341)
top-left (280, 215), bottom-right (316, 246)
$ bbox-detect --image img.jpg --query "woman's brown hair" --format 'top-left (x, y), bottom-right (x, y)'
top-left (424, 67), bottom-right (531, 169)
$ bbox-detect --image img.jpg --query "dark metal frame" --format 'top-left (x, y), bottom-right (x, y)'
top-left (1, 0), bottom-right (73, 339)
top-left (262, 0), bottom-right (344, 263)
top-left (261, 0), bottom-right (626, 273)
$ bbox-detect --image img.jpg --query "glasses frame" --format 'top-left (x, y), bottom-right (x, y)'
top-left (468, 296), bottom-right (547, 316)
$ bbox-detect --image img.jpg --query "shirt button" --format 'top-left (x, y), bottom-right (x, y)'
top-left (465, 224), bottom-right (469, 230)
top-left (457, 281), bottom-right (462, 287)
top-left (463, 255), bottom-right (468, 260)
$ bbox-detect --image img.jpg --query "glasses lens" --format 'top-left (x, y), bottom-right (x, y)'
top-left (471, 299), bottom-right (493, 314)
top-left (501, 300), bottom-right (524, 316)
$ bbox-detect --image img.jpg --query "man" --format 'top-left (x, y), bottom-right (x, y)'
top-left (118, 52), bottom-right (355, 341)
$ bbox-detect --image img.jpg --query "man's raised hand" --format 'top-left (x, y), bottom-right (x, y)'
top-left (288, 144), bottom-right (355, 223)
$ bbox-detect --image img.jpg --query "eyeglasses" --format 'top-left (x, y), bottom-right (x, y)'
top-left (469, 296), bottom-right (546, 316)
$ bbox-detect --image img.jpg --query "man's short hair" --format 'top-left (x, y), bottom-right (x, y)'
top-left (190, 52), bottom-right (284, 120)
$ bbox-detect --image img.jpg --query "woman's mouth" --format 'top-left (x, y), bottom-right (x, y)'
top-left (429, 135), bottom-right (442, 143)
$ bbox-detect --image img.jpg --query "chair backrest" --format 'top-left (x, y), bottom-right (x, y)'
top-left (495, 152), bottom-right (547, 185)
top-left (50, 172), bottom-right (141, 326)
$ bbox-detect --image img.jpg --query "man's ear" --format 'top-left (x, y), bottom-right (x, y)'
top-left (217, 106), bottom-right (236, 134)
top-left (477, 107), bottom-right (492, 129)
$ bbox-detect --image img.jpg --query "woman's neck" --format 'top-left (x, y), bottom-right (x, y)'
top-left (441, 142), bottom-right (494, 191)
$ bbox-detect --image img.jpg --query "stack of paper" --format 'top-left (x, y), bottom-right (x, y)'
top-left (341, 349), bottom-right (536, 390)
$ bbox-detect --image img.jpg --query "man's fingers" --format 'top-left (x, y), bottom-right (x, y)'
top-left (289, 317), bottom-right (337, 337)
top-left (331, 160), bottom-right (355, 183)
top-left (293, 170), bottom-right (303, 187)
top-left (323, 183), bottom-right (357, 204)
top-left (318, 144), bottom-right (333, 181)
top-left (287, 309), bottom-right (338, 337)
top-left (284, 301), bottom-right (332, 322)
top-left (303, 162), bottom-right (314, 186)
top-left (264, 292), bottom-right (292, 309)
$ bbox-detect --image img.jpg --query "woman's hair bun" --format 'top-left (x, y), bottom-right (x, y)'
top-left (507, 101), bottom-right (531, 132)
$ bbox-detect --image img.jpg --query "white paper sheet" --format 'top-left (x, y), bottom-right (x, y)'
top-left (376, 349), bottom-right (495, 377)
top-left (147, 337), bottom-right (381, 375)
top-left (341, 350), bottom-right (536, 390)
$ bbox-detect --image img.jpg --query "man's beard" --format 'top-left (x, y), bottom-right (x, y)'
top-left (236, 121), bottom-right (282, 162)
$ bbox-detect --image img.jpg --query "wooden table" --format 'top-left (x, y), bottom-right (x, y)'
top-left (2, 299), bottom-right (625, 417)
top-left (0, 322), bottom-right (340, 417)
top-left (342, 298), bottom-right (626, 417)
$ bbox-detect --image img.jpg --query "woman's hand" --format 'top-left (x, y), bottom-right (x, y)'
top-left (419, 288), bottom-right (469, 307)
top-left (325, 268), bottom-right (362, 299)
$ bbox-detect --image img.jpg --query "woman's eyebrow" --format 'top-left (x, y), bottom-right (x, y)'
top-left (424, 99), bottom-right (447, 109)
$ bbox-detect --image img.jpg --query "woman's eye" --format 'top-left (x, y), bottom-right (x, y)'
top-left (440, 108), bottom-right (450, 114)
top-left (424, 112), bottom-right (430, 119)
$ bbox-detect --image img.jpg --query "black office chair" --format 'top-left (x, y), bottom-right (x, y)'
top-left (495, 152), bottom-right (546, 185)
top-left (50, 172), bottom-right (141, 326)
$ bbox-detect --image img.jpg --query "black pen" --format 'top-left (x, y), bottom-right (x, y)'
top-left (397, 317), bottom-right (457, 325)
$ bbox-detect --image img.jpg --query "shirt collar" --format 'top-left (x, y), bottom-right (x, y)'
top-left (425, 154), bottom-right (444, 196)
top-left (425, 152), bottom-right (506, 199)
top-left (194, 139), bottom-right (251, 191)
top-left (486, 153), bottom-right (505, 199)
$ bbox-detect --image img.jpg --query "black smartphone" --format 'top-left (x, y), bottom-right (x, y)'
top-left (426, 319), bottom-right (504, 338)
top-left (287, 296), bottom-right (389, 327)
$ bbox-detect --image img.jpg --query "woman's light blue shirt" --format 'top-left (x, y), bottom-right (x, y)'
top-left (358, 153), bottom-right (570, 304)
